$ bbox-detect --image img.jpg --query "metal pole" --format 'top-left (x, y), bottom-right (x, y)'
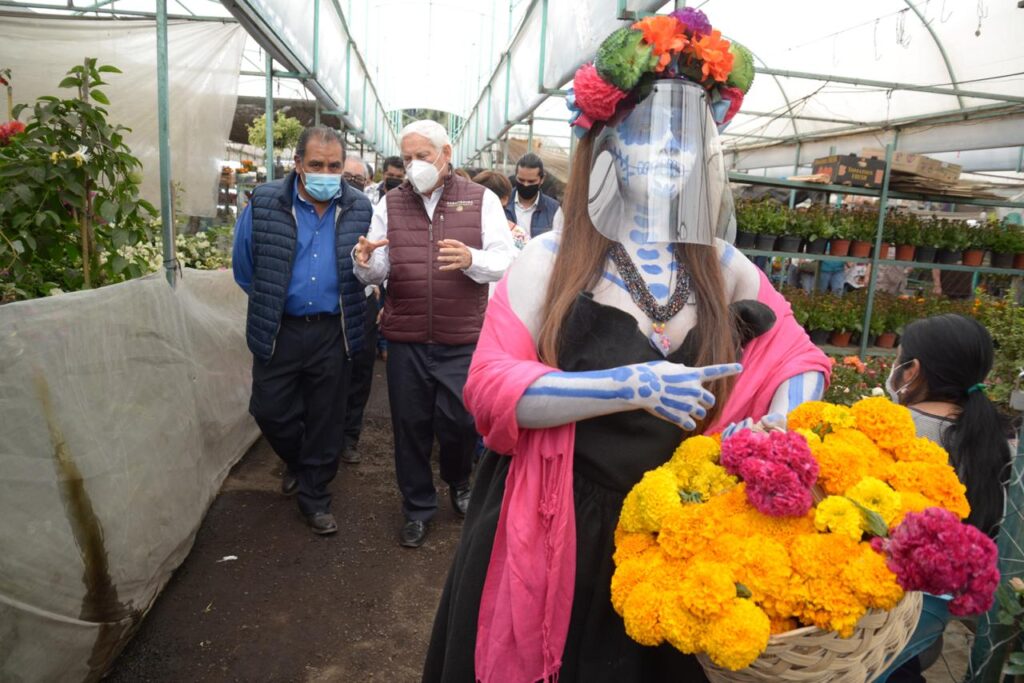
top-left (503, 135), bottom-right (510, 175)
top-left (314, 100), bottom-right (320, 127)
top-left (155, 0), bottom-right (175, 287)
top-left (527, 117), bottom-right (534, 153)
top-left (265, 52), bottom-right (274, 183)
top-left (788, 142), bottom-right (801, 209)
top-left (312, 0), bottom-right (320, 79)
top-left (537, 0), bottom-right (548, 93)
top-left (859, 144), bottom-right (893, 359)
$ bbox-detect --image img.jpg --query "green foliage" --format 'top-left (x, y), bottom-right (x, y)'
top-left (884, 212), bottom-right (920, 246)
top-left (0, 58), bottom-right (156, 300)
top-left (823, 354), bottom-right (893, 406)
top-left (981, 218), bottom-right (1024, 254)
top-left (246, 111), bottom-right (304, 152)
top-left (735, 199), bottom-right (787, 235)
top-left (972, 291), bottom-right (1024, 408)
top-left (935, 218), bottom-right (971, 251)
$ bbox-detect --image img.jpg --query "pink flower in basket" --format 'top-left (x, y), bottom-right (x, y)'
top-left (871, 507), bottom-right (999, 616)
top-left (720, 430), bottom-right (818, 517)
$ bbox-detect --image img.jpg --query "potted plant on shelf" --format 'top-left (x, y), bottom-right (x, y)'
top-left (915, 217), bottom-right (940, 263)
top-left (804, 294), bottom-right (834, 345)
top-left (935, 218), bottom-right (967, 264)
top-left (848, 209), bottom-right (877, 258)
top-left (961, 223), bottom-right (987, 267)
top-left (888, 212), bottom-right (920, 261)
top-left (829, 208), bottom-right (854, 257)
top-left (803, 206), bottom-right (835, 254)
top-left (827, 296), bottom-right (858, 347)
top-left (777, 209), bottom-right (805, 253)
top-left (982, 218), bottom-right (1021, 269)
top-left (755, 201), bottom-right (787, 251)
top-left (734, 200), bottom-right (758, 249)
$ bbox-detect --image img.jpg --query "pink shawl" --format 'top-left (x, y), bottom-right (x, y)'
top-left (465, 272), bottom-right (830, 683)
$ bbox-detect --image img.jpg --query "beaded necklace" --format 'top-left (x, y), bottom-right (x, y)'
top-left (608, 243), bottom-right (691, 355)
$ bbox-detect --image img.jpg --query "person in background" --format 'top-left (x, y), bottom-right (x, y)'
top-left (353, 119), bottom-right (516, 549)
top-left (931, 268), bottom-right (973, 300)
top-left (232, 126), bottom-right (373, 536)
top-left (818, 258), bottom-right (845, 296)
top-left (343, 154), bottom-right (370, 192)
top-left (506, 153), bottom-right (563, 237)
top-left (339, 154), bottom-right (378, 465)
top-left (472, 170), bottom-right (529, 251)
top-left (884, 313), bottom-right (1013, 682)
top-left (368, 156), bottom-right (406, 206)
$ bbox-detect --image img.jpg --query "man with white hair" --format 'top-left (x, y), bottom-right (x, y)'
top-left (353, 119), bottom-right (515, 548)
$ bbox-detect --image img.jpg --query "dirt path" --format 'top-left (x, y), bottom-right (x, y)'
top-left (105, 360), bottom-right (970, 682)
top-left (106, 361), bottom-right (463, 683)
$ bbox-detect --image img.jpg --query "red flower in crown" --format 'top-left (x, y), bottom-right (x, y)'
top-left (572, 63), bottom-right (628, 123)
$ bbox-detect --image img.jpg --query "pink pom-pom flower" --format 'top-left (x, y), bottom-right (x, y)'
top-left (572, 63), bottom-right (628, 123)
top-left (720, 429), bottom-right (818, 517)
top-left (717, 85), bottom-right (745, 126)
top-left (872, 507), bottom-right (1000, 616)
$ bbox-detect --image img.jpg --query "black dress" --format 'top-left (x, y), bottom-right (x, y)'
top-left (423, 293), bottom-right (718, 682)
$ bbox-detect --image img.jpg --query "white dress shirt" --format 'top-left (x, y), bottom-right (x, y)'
top-left (514, 197), bottom-right (564, 234)
top-left (353, 183), bottom-right (516, 286)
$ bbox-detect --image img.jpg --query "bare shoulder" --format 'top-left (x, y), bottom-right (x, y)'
top-left (714, 238), bottom-right (761, 302)
top-left (506, 232), bottom-right (560, 336)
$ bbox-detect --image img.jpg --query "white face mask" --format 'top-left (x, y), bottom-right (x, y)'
top-left (885, 361), bottom-right (912, 403)
top-left (406, 155), bottom-right (443, 194)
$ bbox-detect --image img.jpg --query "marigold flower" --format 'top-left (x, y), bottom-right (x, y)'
top-left (631, 15), bottom-right (688, 72)
top-left (612, 525), bottom-right (657, 565)
top-left (702, 599), bottom-right (771, 670)
top-left (660, 591), bottom-right (705, 653)
top-left (886, 461), bottom-right (970, 519)
top-left (657, 502), bottom-right (716, 560)
top-left (894, 436), bottom-right (950, 465)
top-left (851, 396), bottom-right (916, 450)
top-left (630, 466), bottom-right (684, 532)
top-left (787, 401), bottom-right (830, 432)
top-left (622, 581), bottom-right (665, 646)
top-left (678, 561), bottom-right (736, 619)
top-left (846, 477), bottom-right (902, 527)
top-left (814, 496), bottom-right (864, 540)
top-left (893, 491), bottom-right (935, 526)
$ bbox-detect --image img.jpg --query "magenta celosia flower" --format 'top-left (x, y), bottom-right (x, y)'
top-left (740, 458), bottom-right (815, 517)
top-left (572, 63), bottom-right (628, 122)
top-left (768, 431), bottom-right (818, 487)
top-left (669, 7), bottom-right (712, 37)
top-left (719, 429), bottom-right (766, 475)
top-left (871, 507), bottom-right (1000, 616)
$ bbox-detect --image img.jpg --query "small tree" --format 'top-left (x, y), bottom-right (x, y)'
top-left (246, 111), bottom-right (303, 153)
top-left (0, 59), bottom-right (156, 300)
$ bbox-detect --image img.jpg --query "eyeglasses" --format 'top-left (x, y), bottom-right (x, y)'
top-left (343, 172), bottom-right (366, 184)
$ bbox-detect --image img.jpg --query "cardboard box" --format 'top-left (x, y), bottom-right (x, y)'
top-left (861, 148), bottom-right (961, 183)
top-left (811, 154), bottom-right (887, 188)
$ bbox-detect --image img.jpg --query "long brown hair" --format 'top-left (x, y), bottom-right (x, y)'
top-left (536, 128), bottom-right (738, 428)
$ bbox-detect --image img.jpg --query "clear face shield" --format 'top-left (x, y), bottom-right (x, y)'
top-left (587, 79), bottom-right (733, 246)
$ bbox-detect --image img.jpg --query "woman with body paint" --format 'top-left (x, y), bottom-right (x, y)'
top-left (423, 14), bottom-right (831, 683)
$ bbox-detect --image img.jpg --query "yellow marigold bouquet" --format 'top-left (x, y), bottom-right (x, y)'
top-left (612, 397), bottom-right (998, 673)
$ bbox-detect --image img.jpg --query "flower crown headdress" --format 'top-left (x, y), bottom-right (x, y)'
top-left (567, 8), bottom-right (754, 137)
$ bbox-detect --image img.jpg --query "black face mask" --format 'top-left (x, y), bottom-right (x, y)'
top-left (384, 176), bottom-right (403, 190)
top-left (516, 182), bottom-right (541, 200)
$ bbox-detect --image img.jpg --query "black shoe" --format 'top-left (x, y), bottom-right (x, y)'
top-left (281, 469), bottom-right (298, 496)
top-left (306, 511), bottom-right (338, 535)
top-left (339, 445), bottom-right (361, 464)
top-left (450, 483), bottom-right (471, 518)
top-left (399, 519), bottom-right (428, 548)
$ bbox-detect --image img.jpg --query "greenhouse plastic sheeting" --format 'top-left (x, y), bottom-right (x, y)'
top-left (0, 17), bottom-right (246, 218)
top-left (0, 269), bottom-right (259, 682)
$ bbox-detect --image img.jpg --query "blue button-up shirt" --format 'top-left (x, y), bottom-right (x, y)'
top-left (232, 178), bottom-right (341, 316)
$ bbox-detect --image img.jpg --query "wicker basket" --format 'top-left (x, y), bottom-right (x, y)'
top-left (697, 591), bottom-right (923, 682)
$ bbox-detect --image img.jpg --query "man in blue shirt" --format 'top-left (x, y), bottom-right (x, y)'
top-left (233, 126), bottom-right (373, 535)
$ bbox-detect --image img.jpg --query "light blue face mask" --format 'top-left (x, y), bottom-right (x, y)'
top-left (303, 172), bottom-right (341, 201)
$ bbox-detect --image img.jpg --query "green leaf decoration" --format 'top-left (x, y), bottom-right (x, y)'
top-left (595, 27), bottom-right (657, 91)
top-left (735, 582), bottom-right (753, 599)
top-left (846, 497), bottom-right (889, 538)
top-left (726, 41), bottom-right (755, 94)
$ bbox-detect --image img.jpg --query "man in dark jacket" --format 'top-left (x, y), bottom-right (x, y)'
top-left (353, 119), bottom-right (515, 549)
top-left (232, 126), bottom-right (372, 536)
top-left (504, 152), bottom-right (562, 237)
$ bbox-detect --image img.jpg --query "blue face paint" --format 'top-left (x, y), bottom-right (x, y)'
top-left (641, 264), bottom-right (663, 275)
top-left (637, 248), bottom-right (660, 260)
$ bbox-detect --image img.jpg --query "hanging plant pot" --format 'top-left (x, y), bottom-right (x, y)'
top-left (1015, 252), bottom-right (1024, 270)
top-left (990, 252), bottom-right (1015, 269)
top-left (755, 234), bottom-right (778, 251)
top-left (876, 332), bottom-right (898, 348)
top-left (829, 239), bottom-right (852, 257)
top-left (735, 230), bottom-right (757, 249)
top-left (936, 249), bottom-right (960, 265)
top-left (850, 240), bottom-right (873, 258)
top-left (829, 330), bottom-right (853, 347)
top-left (915, 245), bottom-right (937, 263)
top-left (809, 329), bottom-right (832, 345)
top-left (961, 249), bottom-right (985, 267)
top-left (804, 238), bottom-right (828, 254)
top-left (894, 244), bottom-right (916, 261)
top-left (776, 235), bottom-right (803, 253)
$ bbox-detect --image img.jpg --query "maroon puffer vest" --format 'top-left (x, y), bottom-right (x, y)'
top-left (381, 173), bottom-right (488, 345)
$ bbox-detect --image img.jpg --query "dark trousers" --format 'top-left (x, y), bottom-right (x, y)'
top-left (343, 293), bottom-right (379, 449)
top-left (386, 341), bottom-right (476, 521)
top-left (250, 316), bottom-right (349, 516)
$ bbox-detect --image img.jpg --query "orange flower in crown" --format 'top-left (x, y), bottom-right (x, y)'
top-left (632, 15), bottom-right (690, 72)
top-left (688, 30), bottom-right (735, 84)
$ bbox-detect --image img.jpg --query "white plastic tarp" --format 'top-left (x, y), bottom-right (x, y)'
top-left (0, 270), bottom-right (259, 682)
top-left (0, 16), bottom-right (246, 217)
